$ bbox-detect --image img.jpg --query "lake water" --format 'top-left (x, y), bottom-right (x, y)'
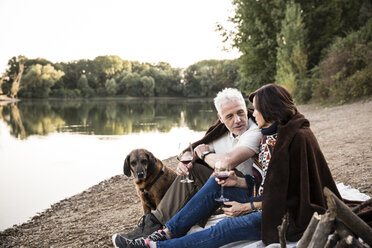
top-left (0, 98), bottom-right (218, 231)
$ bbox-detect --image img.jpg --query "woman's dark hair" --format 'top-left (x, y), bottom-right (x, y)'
top-left (248, 83), bottom-right (297, 124)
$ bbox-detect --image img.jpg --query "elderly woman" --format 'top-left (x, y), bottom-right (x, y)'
top-left (113, 83), bottom-right (341, 248)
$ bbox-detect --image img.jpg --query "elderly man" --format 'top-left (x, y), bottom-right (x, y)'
top-left (114, 88), bottom-right (262, 241)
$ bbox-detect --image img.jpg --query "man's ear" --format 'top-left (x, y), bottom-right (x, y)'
top-left (217, 113), bottom-right (224, 123)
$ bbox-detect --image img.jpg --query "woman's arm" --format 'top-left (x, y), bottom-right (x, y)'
top-left (222, 201), bottom-right (262, 217)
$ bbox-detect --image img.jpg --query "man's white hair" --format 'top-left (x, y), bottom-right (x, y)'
top-left (214, 88), bottom-right (246, 115)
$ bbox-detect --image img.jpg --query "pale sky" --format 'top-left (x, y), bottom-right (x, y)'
top-left (0, 0), bottom-right (241, 74)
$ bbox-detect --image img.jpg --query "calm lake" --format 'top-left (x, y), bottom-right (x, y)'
top-left (0, 98), bottom-right (219, 231)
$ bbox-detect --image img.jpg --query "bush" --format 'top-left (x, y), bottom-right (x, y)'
top-left (313, 19), bottom-right (372, 103)
top-left (50, 88), bottom-right (81, 98)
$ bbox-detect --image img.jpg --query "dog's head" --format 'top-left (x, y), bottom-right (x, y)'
top-left (123, 149), bottom-right (157, 182)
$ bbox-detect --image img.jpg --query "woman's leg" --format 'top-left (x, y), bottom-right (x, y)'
top-left (165, 177), bottom-right (251, 237)
top-left (158, 211), bottom-right (262, 248)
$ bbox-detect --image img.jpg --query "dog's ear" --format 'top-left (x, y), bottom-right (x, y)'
top-left (147, 150), bottom-right (157, 173)
top-left (123, 154), bottom-right (132, 177)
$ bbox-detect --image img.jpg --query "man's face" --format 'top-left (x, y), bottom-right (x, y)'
top-left (218, 100), bottom-right (248, 137)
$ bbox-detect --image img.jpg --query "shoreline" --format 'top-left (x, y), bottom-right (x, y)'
top-left (0, 95), bottom-right (20, 106)
top-left (1, 100), bottom-right (372, 247)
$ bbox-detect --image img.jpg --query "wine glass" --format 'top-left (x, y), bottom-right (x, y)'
top-left (177, 142), bottom-right (194, 183)
top-left (214, 160), bottom-right (230, 202)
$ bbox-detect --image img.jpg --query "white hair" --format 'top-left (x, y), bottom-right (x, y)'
top-left (214, 88), bottom-right (246, 115)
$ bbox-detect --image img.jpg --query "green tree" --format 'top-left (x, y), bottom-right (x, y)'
top-left (226, 0), bottom-right (285, 94)
top-left (223, 0), bottom-right (369, 95)
top-left (92, 56), bottom-right (131, 94)
top-left (105, 78), bottom-right (117, 96)
top-left (275, 0), bottom-right (309, 102)
top-left (77, 74), bottom-right (94, 97)
top-left (298, 0), bottom-right (370, 68)
top-left (125, 72), bottom-right (142, 96)
top-left (184, 60), bottom-right (240, 97)
top-left (140, 76), bottom-right (155, 97)
top-left (20, 64), bottom-right (65, 98)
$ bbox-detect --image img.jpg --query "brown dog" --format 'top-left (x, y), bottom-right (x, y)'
top-left (124, 148), bottom-right (177, 214)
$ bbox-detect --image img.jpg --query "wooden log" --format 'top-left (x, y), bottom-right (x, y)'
top-left (296, 212), bottom-right (321, 248)
top-left (334, 239), bottom-right (349, 248)
top-left (324, 232), bottom-right (339, 248)
top-left (277, 212), bottom-right (289, 248)
top-left (344, 235), bottom-right (370, 248)
top-left (335, 220), bottom-right (354, 239)
top-left (308, 211), bottom-right (335, 248)
top-left (352, 198), bottom-right (372, 213)
top-left (335, 220), bottom-right (369, 248)
top-left (324, 187), bottom-right (372, 246)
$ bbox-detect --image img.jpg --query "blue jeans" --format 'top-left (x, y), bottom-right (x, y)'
top-left (157, 177), bottom-right (262, 248)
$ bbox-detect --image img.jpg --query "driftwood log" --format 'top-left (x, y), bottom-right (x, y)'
top-left (307, 211), bottom-right (335, 248)
top-left (334, 220), bottom-right (369, 248)
top-left (277, 212), bottom-right (289, 248)
top-left (293, 187), bottom-right (372, 248)
top-left (296, 212), bottom-right (321, 248)
top-left (324, 232), bottom-right (339, 248)
top-left (352, 198), bottom-right (372, 213)
top-left (324, 187), bottom-right (372, 246)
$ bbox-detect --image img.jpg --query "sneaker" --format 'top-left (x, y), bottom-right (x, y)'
top-left (146, 230), bottom-right (168, 242)
top-left (119, 211), bottom-right (163, 240)
top-left (112, 234), bottom-right (150, 248)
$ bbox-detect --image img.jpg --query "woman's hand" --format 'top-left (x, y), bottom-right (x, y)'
top-left (214, 171), bottom-right (242, 188)
top-left (221, 201), bottom-right (251, 217)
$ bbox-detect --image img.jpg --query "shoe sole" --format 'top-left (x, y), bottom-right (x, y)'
top-left (112, 234), bottom-right (119, 248)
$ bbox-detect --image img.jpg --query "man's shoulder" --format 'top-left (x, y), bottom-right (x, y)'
top-left (245, 118), bottom-right (260, 133)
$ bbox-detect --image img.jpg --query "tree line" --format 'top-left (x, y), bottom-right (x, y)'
top-left (0, 56), bottom-right (240, 99)
top-left (0, 0), bottom-right (371, 103)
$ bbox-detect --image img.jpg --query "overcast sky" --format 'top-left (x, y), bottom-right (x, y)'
top-left (0, 0), bottom-right (241, 73)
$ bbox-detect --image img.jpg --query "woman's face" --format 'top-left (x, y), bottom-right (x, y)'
top-left (252, 96), bottom-right (272, 129)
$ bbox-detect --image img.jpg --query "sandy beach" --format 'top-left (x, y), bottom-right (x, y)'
top-left (1, 99), bottom-right (371, 247)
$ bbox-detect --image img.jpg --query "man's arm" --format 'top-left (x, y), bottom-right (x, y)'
top-left (195, 145), bottom-right (256, 170)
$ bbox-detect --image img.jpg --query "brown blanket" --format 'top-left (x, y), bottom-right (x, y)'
top-left (261, 113), bottom-right (342, 244)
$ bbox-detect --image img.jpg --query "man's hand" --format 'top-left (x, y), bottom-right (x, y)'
top-left (176, 160), bottom-right (192, 176)
top-left (194, 144), bottom-right (210, 159)
top-left (222, 201), bottom-right (251, 217)
top-left (176, 152), bottom-right (193, 176)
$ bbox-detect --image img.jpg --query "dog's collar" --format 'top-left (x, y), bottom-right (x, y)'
top-left (140, 165), bottom-right (165, 193)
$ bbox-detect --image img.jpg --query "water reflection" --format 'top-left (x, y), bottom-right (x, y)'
top-left (0, 98), bottom-right (218, 231)
top-left (0, 98), bottom-right (218, 138)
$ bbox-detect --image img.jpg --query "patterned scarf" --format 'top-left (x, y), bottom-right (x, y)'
top-left (258, 122), bottom-right (278, 196)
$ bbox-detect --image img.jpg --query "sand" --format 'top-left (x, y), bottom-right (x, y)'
top-left (1, 100), bottom-right (371, 248)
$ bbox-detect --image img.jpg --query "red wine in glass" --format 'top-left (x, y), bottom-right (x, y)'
top-left (216, 171), bottom-right (229, 180)
top-left (178, 142), bottom-right (194, 183)
top-left (180, 158), bottom-right (193, 164)
top-left (215, 161), bottom-right (229, 202)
